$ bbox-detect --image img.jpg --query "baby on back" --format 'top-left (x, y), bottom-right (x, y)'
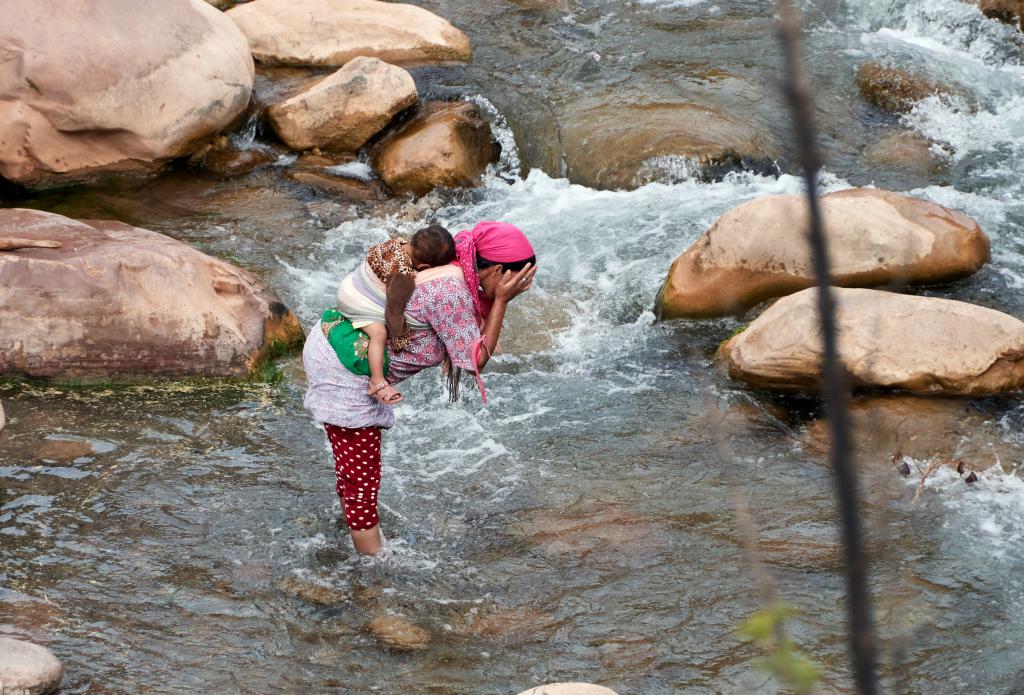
top-left (335, 224), bottom-right (456, 404)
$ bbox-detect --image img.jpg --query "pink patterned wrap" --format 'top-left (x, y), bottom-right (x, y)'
top-left (453, 221), bottom-right (536, 323)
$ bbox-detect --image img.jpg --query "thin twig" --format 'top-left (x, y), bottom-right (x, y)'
top-left (775, 2), bottom-right (879, 693)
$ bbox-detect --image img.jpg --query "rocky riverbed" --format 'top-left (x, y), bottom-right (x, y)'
top-left (2, 0), bottom-right (1024, 692)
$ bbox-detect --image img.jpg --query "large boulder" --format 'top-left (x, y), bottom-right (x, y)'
top-left (657, 188), bottom-right (989, 320)
top-left (719, 288), bottom-right (1024, 396)
top-left (516, 685), bottom-right (619, 695)
top-left (0, 638), bottom-right (63, 695)
top-left (0, 209), bottom-right (304, 380)
top-left (856, 62), bottom-right (956, 114)
top-left (268, 57), bottom-right (417, 152)
top-left (226, 0), bottom-right (472, 67)
top-left (0, 0), bottom-right (254, 188)
top-left (372, 102), bottom-right (500, 196)
top-left (560, 96), bottom-right (781, 190)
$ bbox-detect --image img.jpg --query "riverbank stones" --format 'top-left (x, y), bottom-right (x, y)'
top-left (516, 684), bottom-right (619, 695)
top-left (0, 0), bottom-right (253, 188)
top-left (226, 0), bottom-right (472, 68)
top-left (0, 638), bottom-right (63, 695)
top-left (657, 188), bottom-right (989, 320)
top-left (719, 288), bottom-right (1024, 396)
top-left (856, 61), bottom-right (958, 114)
top-left (268, 57), bottom-right (418, 153)
top-left (0, 208), bottom-right (304, 380)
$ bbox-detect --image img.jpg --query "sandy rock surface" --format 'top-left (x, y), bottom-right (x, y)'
top-left (0, 0), bottom-right (254, 187)
top-left (720, 287), bottom-right (1024, 395)
top-left (0, 208), bottom-right (303, 379)
top-left (658, 188), bottom-right (989, 319)
top-left (227, 0), bottom-right (471, 67)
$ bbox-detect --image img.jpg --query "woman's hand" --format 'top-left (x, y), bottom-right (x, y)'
top-left (493, 263), bottom-right (536, 304)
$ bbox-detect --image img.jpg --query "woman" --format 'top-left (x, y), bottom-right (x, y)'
top-left (303, 221), bottom-right (537, 555)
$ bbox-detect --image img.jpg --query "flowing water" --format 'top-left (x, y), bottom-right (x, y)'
top-left (3, 1), bottom-right (1024, 692)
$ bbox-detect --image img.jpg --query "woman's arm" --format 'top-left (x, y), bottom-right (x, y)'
top-left (476, 264), bottom-right (536, 369)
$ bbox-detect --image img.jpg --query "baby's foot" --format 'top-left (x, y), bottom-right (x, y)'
top-left (369, 381), bottom-right (403, 405)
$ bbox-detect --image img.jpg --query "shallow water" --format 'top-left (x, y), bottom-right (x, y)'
top-left (3, 1), bottom-right (1024, 693)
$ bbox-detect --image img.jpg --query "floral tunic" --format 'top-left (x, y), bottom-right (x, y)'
top-left (303, 275), bottom-right (481, 429)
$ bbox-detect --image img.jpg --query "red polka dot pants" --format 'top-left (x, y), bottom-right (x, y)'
top-left (324, 424), bottom-right (382, 531)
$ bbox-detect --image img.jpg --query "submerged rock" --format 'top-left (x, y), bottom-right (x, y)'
top-left (974, 0), bottom-right (1024, 31)
top-left (268, 57), bottom-right (417, 152)
top-left (0, 0), bottom-right (254, 188)
top-left (367, 615), bottom-right (430, 651)
top-left (35, 439), bottom-right (94, 462)
top-left (657, 188), bottom-right (989, 320)
top-left (188, 136), bottom-right (279, 177)
top-left (276, 575), bottom-right (346, 605)
top-left (373, 102), bottom-right (500, 196)
top-left (226, 0), bottom-right (472, 67)
top-left (719, 288), bottom-right (1024, 396)
top-left (0, 637), bottom-right (63, 695)
top-left (561, 96), bottom-right (781, 190)
top-left (856, 61), bottom-right (956, 114)
top-left (0, 208), bottom-right (304, 380)
top-left (516, 685), bottom-right (619, 695)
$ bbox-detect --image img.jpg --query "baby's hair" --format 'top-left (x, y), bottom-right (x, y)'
top-left (409, 224), bottom-right (456, 267)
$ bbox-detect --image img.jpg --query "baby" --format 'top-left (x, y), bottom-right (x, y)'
top-left (354, 224), bottom-right (456, 404)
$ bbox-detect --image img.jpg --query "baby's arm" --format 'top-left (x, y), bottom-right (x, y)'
top-left (384, 273), bottom-right (415, 338)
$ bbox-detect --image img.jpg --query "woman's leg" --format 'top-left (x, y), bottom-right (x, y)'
top-left (324, 424), bottom-right (384, 555)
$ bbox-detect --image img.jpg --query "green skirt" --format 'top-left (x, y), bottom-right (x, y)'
top-left (321, 309), bottom-right (389, 378)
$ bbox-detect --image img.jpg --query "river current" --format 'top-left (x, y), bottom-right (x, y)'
top-left (3, 1), bottom-right (1024, 692)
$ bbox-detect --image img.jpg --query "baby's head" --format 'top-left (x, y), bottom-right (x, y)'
top-left (409, 224), bottom-right (456, 270)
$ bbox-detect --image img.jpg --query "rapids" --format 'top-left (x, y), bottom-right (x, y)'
top-left (2, 1), bottom-right (1024, 692)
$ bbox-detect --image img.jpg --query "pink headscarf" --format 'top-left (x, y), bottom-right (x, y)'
top-left (453, 221), bottom-right (536, 323)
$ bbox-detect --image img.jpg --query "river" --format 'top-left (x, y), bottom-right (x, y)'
top-left (2, 1), bottom-right (1024, 692)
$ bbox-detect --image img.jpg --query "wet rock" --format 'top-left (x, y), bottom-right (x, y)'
top-left (35, 439), bottom-right (94, 462)
top-left (285, 170), bottom-right (384, 201)
top-left (456, 606), bottom-right (564, 643)
top-left (863, 131), bottom-right (948, 176)
top-left (268, 57), bottom-right (417, 153)
top-left (719, 288), bottom-right (1024, 396)
top-left (367, 615), bottom-right (430, 651)
top-left (226, 0), bottom-right (472, 68)
top-left (856, 61), bottom-right (956, 114)
top-left (657, 188), bottom-right (989, 319)
top-left (188, 136), bottom-right (278, 177)
top-left (372, 102), bottom-right (500, 196)
top-left (973, 0), bottom-right (1024, 31)
top-left (0, 637), bottom-right (63, 695)
top-left (276, 575), bottom-right (346, 605)
top-left (561, 96), bottom-right (781, 190)
top-left (516, 685), bottom-right (619, 695)
top-left (801, 395), bottom-right (1022, 470)
top-left (0, 0), bottom-right (254, 188)
top-left (0, 208), bottom-right (304, 380)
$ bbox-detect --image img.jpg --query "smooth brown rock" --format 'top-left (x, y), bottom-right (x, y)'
top-left (720, 288), bottom-right (1024, 396)
top-left (35, 440), bottom-right (94, 462)
top-left (0, 0), bottom-right (254, 187)
top-left (226, 0), bottom-right (472, 67)
top-left (657, 188), bottom-right (989, 320)
top-left (856, 62), bottom-right (954, 113)
top-left (285, 170), bottom-right (384, 201)
top-left (561, 97), bottom-right (780, 190)
top-left (367, 615), bottom-right (430, 651)
top-left (975, 0), bottom-right (1024, 30)
top-left (516, 685), bottom-right (620, 695)
top-left (373, 102), bottom-right (500, 196)
top-left (0, 208), bottom-right (304, 379)
top-left (268, 57), bottom-right (417, 152)
top-left (0, 637), bottom-right (63, 695)
top-left (863, 131), bottom-right (947, 175)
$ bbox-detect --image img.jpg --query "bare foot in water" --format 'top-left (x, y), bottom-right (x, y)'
top-left (369, 381), bottom-right (403, 405)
